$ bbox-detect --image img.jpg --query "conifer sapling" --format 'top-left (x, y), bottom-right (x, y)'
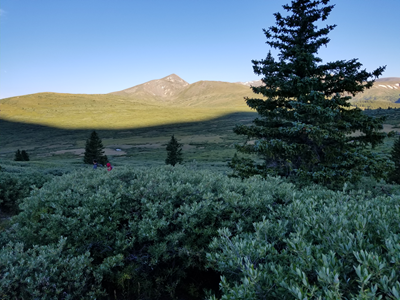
top-left (83, 131), bottom-right (108, 165)
top-left (165, 135), bottom-right (183, 166)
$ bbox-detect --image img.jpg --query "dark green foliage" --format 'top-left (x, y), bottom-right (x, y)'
top-left (0, 238), bottom-right (112, 299)
top-left (207, 185), bottom-right (400, 299)
top-left (14, 149), bottom-right (22, 161)
top-left (14, 149), bottom-right (30, 161)
top-left (231, 0), bottom-right (391, 186)
top-left (83, 130), bottom-right (108, 165)
top-left (1, 166), bottom-right (400, 298)
top-left (346, 176), bottom-right (400, 198)
top-left (363, 107), bottom-right (400, 126)
top-left (21, 150), bottom-right (30, 161)
top-left (2, 165), bottom-right (295, 299)
top-left (165, 134), bottom-right (183, 166)
top-left (0, 166), bottom-right (51, 213)
top-left (389, 135), bottom-right (400, 183)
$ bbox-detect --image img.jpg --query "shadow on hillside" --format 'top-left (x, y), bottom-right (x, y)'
top-left (0, 112), bottom-right (258, 155)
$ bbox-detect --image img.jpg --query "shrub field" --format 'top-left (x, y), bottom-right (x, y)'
top-left (0, 165), bottom-right (399, 299)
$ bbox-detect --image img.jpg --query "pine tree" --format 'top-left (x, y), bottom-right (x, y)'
top-left (21, 150), bottom-right (30, 161)
top-left (165, 135), bottom-right (183, 166)
top-left (231, 0), bottom-right (392, 186)
top-left (83, 131), bottom-right (108, 165)
top-left (14, 149), bottom-right (23, 161)
top-left (389, 136), bottom-right (400, 184)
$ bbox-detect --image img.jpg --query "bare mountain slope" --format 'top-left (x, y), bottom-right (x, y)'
top-left (350, 77), bottom-right (400, 108)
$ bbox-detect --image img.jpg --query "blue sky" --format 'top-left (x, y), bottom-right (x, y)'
top-left (0, 0), bottom-right (399, 99)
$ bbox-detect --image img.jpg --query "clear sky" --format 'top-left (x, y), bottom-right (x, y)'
top-left (0, 0), bottom-right (399, 99)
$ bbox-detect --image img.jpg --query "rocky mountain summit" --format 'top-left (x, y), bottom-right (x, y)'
top-left (110, 74), bottom-right (189, 100)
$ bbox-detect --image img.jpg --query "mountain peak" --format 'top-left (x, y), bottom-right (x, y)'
top-left (162, 74), bottom-right (186, 83)
top-left (110, 74), bottom-right (189, 99)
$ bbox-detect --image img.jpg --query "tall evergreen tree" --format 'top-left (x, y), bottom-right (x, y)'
top-left (21, 150), bottom-right (30, 161)
top-left (165, 135), bottom-right (183, 166)
top-left (230, 0), bottom-right (392, 186)
top-left (14, 149), bottom-right (23, 161)
top-left (83, 131), bottom-right (108, 165)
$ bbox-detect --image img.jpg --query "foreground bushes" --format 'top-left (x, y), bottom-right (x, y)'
top-left (0, 238), bottom-right (122, 299)
top-left (1, 165), bottom-right (295, 299)
top-left (0, 164), bottom-right (53, 213)
top-left (1, 165), bottom-right (399, 299)
top-left (207, 186), bottom-right (400, 299)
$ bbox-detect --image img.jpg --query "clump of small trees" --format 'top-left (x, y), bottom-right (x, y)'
top-left (14, 149), bottom-right (30, 161)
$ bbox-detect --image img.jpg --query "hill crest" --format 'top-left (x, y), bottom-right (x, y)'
top-left (110, 74), bottom-right (189, 100)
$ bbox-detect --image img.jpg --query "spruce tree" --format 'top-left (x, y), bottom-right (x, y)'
top-left (14, 149), bottom-right (23, 161)
top-left (231, 0), bottom-right (392, 186)
top-left (83, 131), bottom-right (108, 165)
top-left (165, 135), bottom-right (183, 166)
top-left (21, 150), bottom-right (30, 161)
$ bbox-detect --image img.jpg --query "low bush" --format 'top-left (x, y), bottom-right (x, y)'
top-left (2, 165), bottom-right (399, 299)
top-left (0, 165), bottom-right (53, 213)
top-left (0, 237), bottom-right (123, 299)
top-left (206, 184), bottom-right (400, 299)
top-left (3, 165), bottom-right (296, 299)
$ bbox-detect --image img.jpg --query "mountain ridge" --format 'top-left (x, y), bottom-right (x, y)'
top-left (0, 74), bottom-right (399, 129)
top-left (110, 74), bottom-right (190, 101)
top-left (108, 74), bottom-right (400, 106)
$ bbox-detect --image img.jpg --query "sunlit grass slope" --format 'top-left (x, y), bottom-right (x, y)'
top-left (173, 81), bottom-right (255, 108)
top-left (0, 85), bottom-right (254, 129)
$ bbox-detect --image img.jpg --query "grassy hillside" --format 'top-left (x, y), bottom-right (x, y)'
top-left (1, 75), bottom-right (399, 169)
top-left (173, 80), bottom-right (254, 108)
top-left (2, 76), bottom-right (399, 129)
top-left (0, 89), bottom-right (254, 129)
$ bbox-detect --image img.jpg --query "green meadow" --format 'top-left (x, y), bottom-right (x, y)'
top-left (1, 87), bottom-right (400, 174)
top-left (0, 111), bottom-right (257, 172)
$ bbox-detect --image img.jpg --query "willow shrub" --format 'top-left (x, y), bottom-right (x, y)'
top-left (1, 165), bottom-right (295, 299)
top-left (0, 238), bottom-right (122, 299)
top-left (207, 185), bottom-right (400, 299)
top-left (0, 164), bottom-right (53, 213)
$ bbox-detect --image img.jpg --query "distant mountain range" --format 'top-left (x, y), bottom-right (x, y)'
top-left (0, 75), bottom-right (256, 129)
top-left (351, 77), bottom-right (400, 107)
top-left (0, 74), bottom-right (399, 129)
top-left (109, 74), bottom-right (400, 107)
top-left (108, 74), bottom-right (255, 107)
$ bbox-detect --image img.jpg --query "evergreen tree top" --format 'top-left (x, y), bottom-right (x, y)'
top-left (252, 0), bottom-right (385, 101)
top-left (266, 0), bottom-right (335, 61)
